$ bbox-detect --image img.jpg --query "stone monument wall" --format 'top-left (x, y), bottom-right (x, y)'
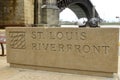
top-left (6, 27), bottom-right (119, 77)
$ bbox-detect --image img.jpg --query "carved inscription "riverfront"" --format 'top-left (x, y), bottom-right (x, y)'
top-left (31, 31), bottom-right (110, 55)
top-left (8, 29), bottom-right (114, 55)
top-left (6, 28), bottom-right (119, 77)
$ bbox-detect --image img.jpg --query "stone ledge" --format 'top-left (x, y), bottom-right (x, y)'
top-left (10, 63), bottom-right (114, 77)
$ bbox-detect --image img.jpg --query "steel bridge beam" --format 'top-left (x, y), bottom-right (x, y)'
top-left (57, 0), bottom-right (99, 19)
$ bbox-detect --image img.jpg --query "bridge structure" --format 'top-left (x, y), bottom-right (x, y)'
top-left (0, 0), bottom-right (99, 28)
top-left (57, 0), bottom-right (99, 20)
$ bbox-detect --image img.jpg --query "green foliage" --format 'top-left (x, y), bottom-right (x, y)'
top-left (100, 22), bottom-right (120, 25)
top-left (59, 20), bottom-right (77, 25)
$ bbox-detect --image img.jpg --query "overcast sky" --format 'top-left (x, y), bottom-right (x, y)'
top-left (60, 0), bottom-right (120, 22)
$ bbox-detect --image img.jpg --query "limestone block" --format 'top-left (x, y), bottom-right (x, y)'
top-left (6, 27), bottom-right (119, 77)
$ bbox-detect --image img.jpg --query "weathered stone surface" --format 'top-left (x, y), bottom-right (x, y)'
top-left (41, 8), bottom-right (59, 26)
top-left (0, 0), bottom-right (34, 27)
top-left (6, 27), bottom-right (119, 77)
top-left (36, 0), bottom-right (59, 26)
top-left (0, 0), bottom-right (59, 27)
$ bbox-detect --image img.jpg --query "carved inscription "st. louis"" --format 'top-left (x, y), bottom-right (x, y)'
top-left (31, 31), bottom-right (86, 40)
top-left (31, 31), bottom-right (110, 55)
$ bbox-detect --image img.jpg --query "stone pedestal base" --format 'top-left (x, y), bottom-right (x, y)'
top-left (10, 63), bottom-right (114, 77)
top-left (34, 24), bottom-right (60, 27)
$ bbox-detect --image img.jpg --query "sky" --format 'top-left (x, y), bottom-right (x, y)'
top-left (60, 0), bottom-right (120, 22)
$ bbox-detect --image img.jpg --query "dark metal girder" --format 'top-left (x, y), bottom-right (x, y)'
top-left (57, 0), bottom-right (99, 19)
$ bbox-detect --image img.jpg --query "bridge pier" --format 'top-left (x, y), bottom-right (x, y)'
top-left (0, 0), bottom-right (99, 28)
top-left (35, 0), bottom-right (60, 27)
top-left (41, 5), bottom-right (59, 27)
top-left (0, 0), bottom-right (34, 27)
top-left (0, 0), bottom-right (60, 27)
